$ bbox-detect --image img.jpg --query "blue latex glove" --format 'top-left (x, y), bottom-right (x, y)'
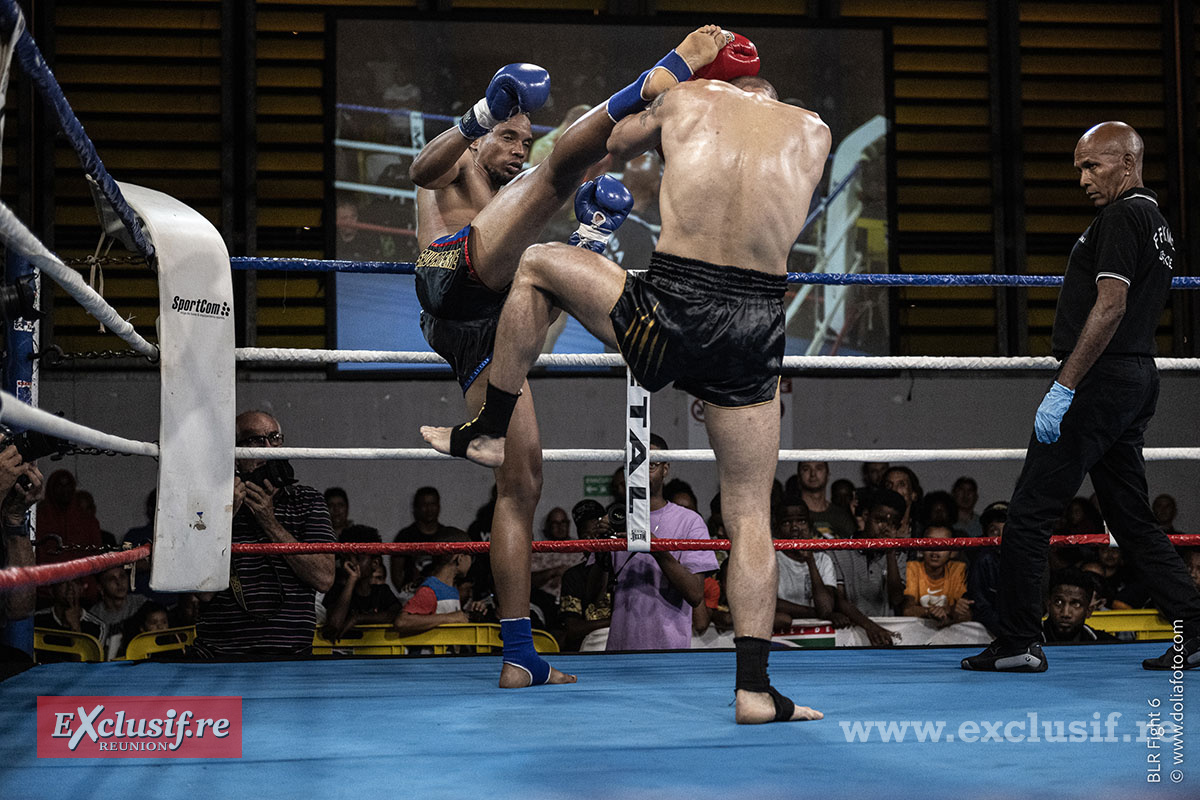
top-left (1034, 381), bottom-right (1074, 444)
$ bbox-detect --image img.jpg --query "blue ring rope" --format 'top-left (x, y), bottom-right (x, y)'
top-left (229, 257), bottom-right (1200, 288)
top-left (0, 2), bottom-right (155, 265)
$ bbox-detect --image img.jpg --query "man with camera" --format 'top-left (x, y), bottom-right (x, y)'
top-left (191, 410), bottom-right (335, 657)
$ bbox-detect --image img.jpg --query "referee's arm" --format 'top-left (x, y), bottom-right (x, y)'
top-left (1056, 277), bottom-right (1127, 389)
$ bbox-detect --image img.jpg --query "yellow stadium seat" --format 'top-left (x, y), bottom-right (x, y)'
top-left (1087, 610), bottom-right (1175, 641)
top-left (313, 623), bottom-right (560, 656)
top-left (34, 628), bottom-right (104, 663)
top-left (122, 626), bottom-right (196, 661)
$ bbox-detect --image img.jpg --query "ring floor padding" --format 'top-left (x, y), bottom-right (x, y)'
top-left (1, 643), bottom-right (1194, 799)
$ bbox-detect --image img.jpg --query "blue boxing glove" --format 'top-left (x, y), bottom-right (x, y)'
top-left (568, 176), bottom-right (634, 254)
top-left (1034, 381), bottom-right (1074, 444)
top-left (458, 63), bottom-right (551, 140)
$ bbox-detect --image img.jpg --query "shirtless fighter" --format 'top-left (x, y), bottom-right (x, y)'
top-left (422, 52), bottom-right (834, 722)
top-left (409, 26), bottom-right (748, 688)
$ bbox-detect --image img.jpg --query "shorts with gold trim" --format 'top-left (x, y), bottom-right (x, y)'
top-left (414, 225), bottom-right (508, 392)
top-left (609, 251), bottom-right (786, 408)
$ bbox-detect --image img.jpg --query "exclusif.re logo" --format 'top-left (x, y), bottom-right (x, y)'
top-left (37, 696), bottom-right (242, 759)
top-left (171, 295), bottom-right (231, 318)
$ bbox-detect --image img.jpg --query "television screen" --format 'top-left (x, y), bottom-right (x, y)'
top-left (332, 17), bottom-right (890, 374)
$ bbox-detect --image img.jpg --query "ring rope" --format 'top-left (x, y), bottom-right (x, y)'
top-left (234, 348), bottom-right (1200, 372)
top-left (0, 1), bottom-right (155, 264)
top-left (235, 446), bottom-right (1200, 462)
top-left (228, 257), bottom-right (1200, 289)
top-left (0, 202), bottom-right (158, 359)
top-left (335, 102), bottom-right (555, 135)
top-left (0, 390), bottom-right (158, 456)
top-left (0, 544), bottom-right (148, 592)
top-left (230, 533), bottom-right (1200, 555)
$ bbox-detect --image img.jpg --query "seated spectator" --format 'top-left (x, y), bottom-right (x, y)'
top-left (169, 593), bottom-right (201, 628)
top-left (920, 491), bottom-right (957, 532)
top-left (323, 487), bottom-right (352, 539)
top-left (829, 488), bottom-right (908, 644)
top-left (1153, 493), bottom-right (1177, 533)
top-left (1186, 549), bottom-right (1200, 593)
top-left (117, 601), bottom-right (174, 658)
top-left (966, 502), bottom-right (1008, 636)
top-left (1086, 544), bottom-right (1153, 610)
top-left (951, 476), bottom-right (982, 537)
top-left (901, 524), bottom-right (971, 628)
top-left (558, 550), bottom-right (614, 651)
top-left (830, 479), bottom-right (855, 513)
top-left (606, 436), bottom-right (717, 651)
top-left (772, 493), bottom-right (836, 630)
top-left (1, 449), bottom-right (40, 676)
top-left (37, 468), bottom-right (102, 602)
top-left (883, 465), bottom-right (922, 537)
top-left (35, 577), bottom-right (107, 644)
top-left (663, 478), bottom-right (699, 514)
top-left (393, 533), bottom-right (483, 637)
top-left (571, 499), bottom-right (612, 540)
top-left (323, 525), bottom-right (401, 641)
top-left (88, 565), bottom-right (148, 658)
top-left (796, 461), bottom-right (856, 539)
top-left (191, 410), bottom-right (335, 658)
top-left (529, 507), bottom-right (580, 632)
top-left (1042, 569), bottom-right (1115, 643)
top-left (392, 486), bottom-right (461, 596)
top-left (861, 461), bottom-right (889, 491)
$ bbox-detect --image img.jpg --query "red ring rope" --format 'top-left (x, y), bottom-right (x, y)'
top-left (0, 544), bottom-right (150, 592)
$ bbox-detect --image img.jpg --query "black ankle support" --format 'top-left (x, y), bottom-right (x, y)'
top-left (448, 382), bottom-right (520, 458)
top-left (734, 636), bottom-right (795, 721)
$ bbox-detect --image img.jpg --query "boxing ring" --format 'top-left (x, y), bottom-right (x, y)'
top-left (0, 3), bottom-right (1198, 797)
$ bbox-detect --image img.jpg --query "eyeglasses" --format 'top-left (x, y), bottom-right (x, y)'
top-left (238, 431), bottom-right (284, 447)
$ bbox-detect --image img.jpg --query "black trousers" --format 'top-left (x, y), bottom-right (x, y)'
top-left (997, 355), bottom-right (1200, 645)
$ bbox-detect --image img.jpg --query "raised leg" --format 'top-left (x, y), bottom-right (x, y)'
top-left (703, 392), bottom-right (822, 723)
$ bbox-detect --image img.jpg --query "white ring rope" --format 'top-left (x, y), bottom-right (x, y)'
top-left (0, 390), bottom-right (158, 457)
top-left (238, 446), bottom-right (1200, 462)
top-left (236, 348), bottom-right (1200, 371)
top-left (0, 202), bottom-right (158, 359)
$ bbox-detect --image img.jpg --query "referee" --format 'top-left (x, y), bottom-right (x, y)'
top-left (963, 121), bottom-right (1200, 672)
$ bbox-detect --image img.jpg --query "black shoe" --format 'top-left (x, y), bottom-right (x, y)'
top-left (1143, 636), bottom-right (1200, 670)
top-left (961, 641), bottom-right (1048, 673)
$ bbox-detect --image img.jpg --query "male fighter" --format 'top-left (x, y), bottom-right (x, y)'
top-left (409, 26), bottom-right (747, 688)
top-left (422, 67), bottom-right (833, 722)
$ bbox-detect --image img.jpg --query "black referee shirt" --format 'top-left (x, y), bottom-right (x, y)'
top-left (1051, 187), bottom-right (1175, 359)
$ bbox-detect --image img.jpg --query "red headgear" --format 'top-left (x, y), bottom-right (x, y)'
top-left (691, 31), bottom-right (760, 82)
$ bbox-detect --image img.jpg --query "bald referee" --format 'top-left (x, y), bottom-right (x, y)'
top-left (963, 121), bottom-right (1200, 673)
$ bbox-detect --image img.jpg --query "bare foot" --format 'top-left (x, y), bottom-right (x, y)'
top-left (735, 689), bottom-right (823, 724)
top-left (644, 25), bottom-right (726, 98)
top-left (498, 661), bottom-right (578, 689)
top-left (420, 425), bottom-right (506, 469)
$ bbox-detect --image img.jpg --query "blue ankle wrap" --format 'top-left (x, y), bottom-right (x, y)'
top-left (605, 49), bottom-right (691, 122)
top-left (501, 617), bottom-right (551, 686)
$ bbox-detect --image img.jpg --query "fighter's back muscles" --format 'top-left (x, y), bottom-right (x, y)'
top-left (608, 80), bottom-right (831, 274)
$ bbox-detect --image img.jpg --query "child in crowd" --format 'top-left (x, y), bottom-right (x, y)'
top-left (902, 524), bottom-right (972, 628)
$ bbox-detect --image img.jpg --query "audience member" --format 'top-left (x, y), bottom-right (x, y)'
top-left (324, 487), bottom-right (352, 539)
top-left (392, 486), bottom-right (461, 596)
top-left (830, 479), bottom-right (855, 514)
top-left (191, 410), bottom-right (335, 657)
top-left (1, 449), bottom-right (40, 675)
top-left (966, 502), bottom-right (1008, 636)
top-left (1152, 493), bottom-right (1177, 533)
top-left (830, 488), bottom-right (907, 620)
top-left (169, 593), bottom-right (201, 628)
top-left (861, 461), bottom-right (889, 490)
top-left (796, 461), bottom-right (856, 539)
top-left (75, 491), bottom-right (116, 547)
top-left (772, 493), bottom-right (836, 630)
top-left (901, 524), bottom-right (971, 628)
top-left (609, 467), bottom-right (626, 506)
top-left (920, 491), bottom-right (957, 531)
top-left (1042, 569), bottom-right (1115, 643)
top-left (322, 525), bottom-right (401, 641)
top-left (606, 436), bottom-right (717, 650)
top-left (117, 601), bottom-right (174, 658)
top-left (1185, 549), bottom-right (1200, 593)
top-left (34, 577), bottom-right (107, 643)
top-left (558, 553), bottom-right (613, 651)
top-left (88, 565), bottom-right (147, 658)
top-left (393, 532), bottom-right (484, 636)
top-left (529, 507), bottom-right (580, 632)
top-left (663, 478), bottom-right (699, 514)
top-left (951, 476), bottom-right (983, 537)
top-left (572, 499), bottom-right (613, 539)
top-left (883, 465), bottom-right (923, 537)
top-left (36, 469), bottom-right (102, 601)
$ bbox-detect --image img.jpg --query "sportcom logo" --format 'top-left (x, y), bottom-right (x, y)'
top-left (37, 696), bottom-right (242, 758)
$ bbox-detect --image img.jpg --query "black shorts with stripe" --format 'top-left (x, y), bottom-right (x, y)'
top-left (609, 251), bottom-right (786, 408)
top-left (413, 225), bottom-right (508, 392)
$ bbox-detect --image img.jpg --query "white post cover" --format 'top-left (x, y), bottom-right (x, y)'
top-left (120, 183), bottom-right (236, 591)
top-left (624, 369), bottom-right (650, 553)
